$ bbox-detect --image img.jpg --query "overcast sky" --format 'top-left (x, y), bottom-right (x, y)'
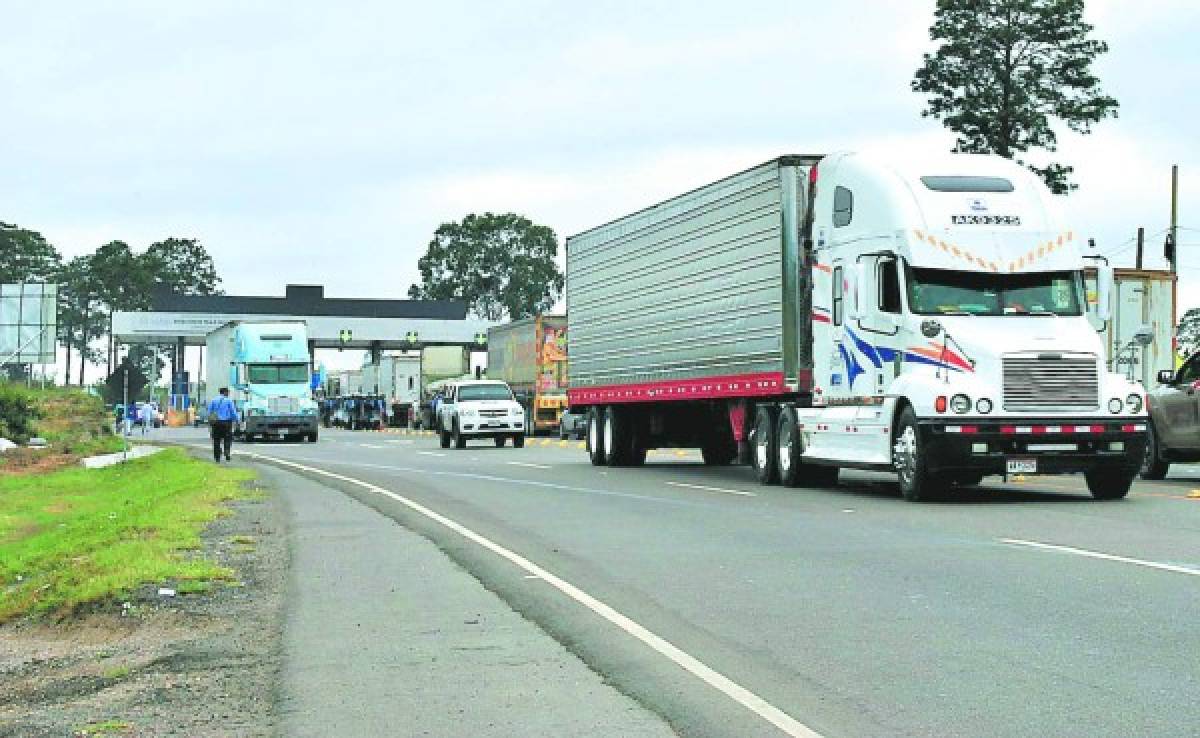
top-left (3, 0), bottom-right (1197, 371)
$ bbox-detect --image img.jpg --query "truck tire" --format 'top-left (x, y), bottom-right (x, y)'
top-left (308, 430), bottom-right (319, 443)
top-left (495, 436), bottom-right (507, 447)
top-left (513, 434), bottom-right (525, 448)
top-left (776, 407), bottom-right (803, 487)
top-left (752, 407), bottom-right (779, 485)
top-left (893, 406), bottom-right (943, 502)
top-left (587, 408), bottom-right (606, 466)
top-left (1086, 469), bottom-right (1135, 500)
top-left (1140, 426), bottom-right (1170, 480)
top-left (604, 406), bottom-right (632, 466)
top-left (453, 421), bottom-right (467, 449)
top-left (439, 427), bottom-right (451, 449)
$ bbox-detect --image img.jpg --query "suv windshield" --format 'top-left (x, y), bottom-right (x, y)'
top-left (246, 363), bottom-right (310, 383)
top-left (457, 384), bottom-right (513, 401)
top-left (907, 268), bottom-right (1083, 316)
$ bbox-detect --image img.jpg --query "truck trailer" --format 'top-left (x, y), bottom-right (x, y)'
top-left (1090, 268), bottom-right (1176, 391)
top-left (361, 352), bottom-right (421, 426)
top-left (488, 315), bottom-right (568, 435)
top-left (566, 152), bottom-right (1149, 501)
top-left (205, 321), bottom-right (319, 442)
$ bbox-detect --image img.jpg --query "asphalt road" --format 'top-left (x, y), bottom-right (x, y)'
top-left (168, 426), bottom-right (1200, 738)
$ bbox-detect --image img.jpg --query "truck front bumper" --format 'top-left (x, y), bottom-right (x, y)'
top-left (459, 418), bottom-right (524, 436)
top-left (244, 415), bottom-right (319, 437)
top-left (918, 419), bottom-right (1148, 477)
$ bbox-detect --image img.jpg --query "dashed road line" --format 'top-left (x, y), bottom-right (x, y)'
top-left (1000, 538), bottom-right (1200, 578)
top-left (665, 481), bottom-right (756, 498)
top-left (506, 461), bottom-right (553, 470)
top-left (359, 444), bottom-right (385, 449)
top-left (417, 451), bottom-right (446, 458)
top-left (236, 450), bottom-right (824, 738)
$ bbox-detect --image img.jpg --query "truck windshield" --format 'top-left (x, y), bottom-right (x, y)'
top-left (246, 363), bottom-right (310, 383)
top-left (458, 385), bottom-right (513, 401)
top-left (907, 268), bottom-right (1083, 316)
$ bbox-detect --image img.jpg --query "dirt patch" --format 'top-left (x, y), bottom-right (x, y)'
top-left (0, 466), bottom-right (286, 737)
top-left (0, 448), bottom-right (81, 476)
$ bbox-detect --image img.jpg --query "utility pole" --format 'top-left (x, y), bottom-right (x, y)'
top-left (1135, 227), bottom-right (1144, 269)
top-left (1170, 164), bottom-right (1179, 273)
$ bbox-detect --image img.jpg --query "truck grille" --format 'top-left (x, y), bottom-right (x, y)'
top-left (1002, 354), bottom-right (1099, 411)
top-left (268, 396), bottom-right (300, 414)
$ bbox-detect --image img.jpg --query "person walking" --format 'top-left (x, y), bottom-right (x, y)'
top-left (123, 403), bottom-right (135, 437)
top-left (138, 402), bottom-right (155, 435)
top-left (207, 387), bottom-right (240, 462)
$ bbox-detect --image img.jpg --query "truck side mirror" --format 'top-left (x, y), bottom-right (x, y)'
top-left (1157, 369), bottom-right (1176, 385)
top-left (1092, 264), bottom-right (1114, 322)
top-left (851, 262), bottom-right (869, 321)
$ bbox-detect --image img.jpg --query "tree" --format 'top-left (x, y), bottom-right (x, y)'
top-left (407, 213), bottom-right (564, 321)
top-left (912, 0), bottom-right (1118, 194)
top-left (1177, 308), bottom-right (1200, 360)
top-left (143, 237), bottom-right (222, 296)
top-left (0, 222), bottom-right (61, 284)
top-left (57, 255), bottom-right (107, 385)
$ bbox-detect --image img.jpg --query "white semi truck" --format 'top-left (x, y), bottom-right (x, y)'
top-left (205, 320), bottom-right (319, 442)
top-left (566, 152), bottom-right (1149, 501)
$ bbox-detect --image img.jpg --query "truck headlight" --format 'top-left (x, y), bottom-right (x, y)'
top-left (1125, 394), bottom-right (1143, 414)
top-left (1108, 398), bottom-right (1123, 414)
top-left (950, 394), bottom-right (971, 414)
top-left (975, 398), bottom-right (993, 414)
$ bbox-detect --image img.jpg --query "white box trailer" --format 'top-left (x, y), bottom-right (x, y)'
top-left (1095, 269), bottom-right (1176, 390)
top-left (567, 152), bottom-right (1149, 501)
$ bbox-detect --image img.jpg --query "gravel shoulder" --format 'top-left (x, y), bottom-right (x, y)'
top-left (0, 461), bottom-right (286, 737)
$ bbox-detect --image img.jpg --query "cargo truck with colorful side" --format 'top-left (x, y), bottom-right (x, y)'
top-left (566, 152), bottom-right (1148, 500)
top-left (205, 321), bottom-right (319, 442)
top-left (414, 345), bottom-right (471, 430)
top-left (488, 315), bottom-right (568, 435)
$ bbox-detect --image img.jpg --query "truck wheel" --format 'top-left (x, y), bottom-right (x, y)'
top-left (1140, 427), bottom-right (1170, 480)
top-left (308, 430), bottom-right (319, 443)
top-left (893, 406), bottom-right (943, 502)
top-left (439, 427), bottom-right (451, 449)
top-left (1086, 469), bottom-right (1135, 500)
top-left (776, 407), bottom-right (803, 487)
top-left (453, 422), bottom-right (467, 449)
top-left (513, 434), bottom-right (525, 448)
top-left (495, 436), bottom-right (507, 447)
top-left (752, 407), bottom-right (779, 485)
top-left (604, 406), bottom-right (632, 466)
top-left (587, 408), bottom-right (606, 466)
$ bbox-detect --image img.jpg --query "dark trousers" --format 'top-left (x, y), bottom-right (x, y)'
top-left (211, 420), bottom-right (234, 461)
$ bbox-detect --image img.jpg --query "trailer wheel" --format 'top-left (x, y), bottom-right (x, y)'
top-left (752, 407), bottom-right (779, 485)
top-left (776, 407), bottom-right (803, 487)
top-left (587, 408), bottom-right (606, 466)
top-left (893, 406), bottom-right (943, 501)
top-left (1085, 468), bottom-right (1135, 500)
top-left (604, 406), bottom-right (633, 466)
top-left (1140, 425), bottom-right (1170, 480)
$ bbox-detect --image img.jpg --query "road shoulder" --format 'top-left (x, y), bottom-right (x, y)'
top-left (265, 462), bottom-right (676, 737)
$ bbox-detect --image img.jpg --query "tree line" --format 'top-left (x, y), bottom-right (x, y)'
top-left (0, 222), bottom-right (221, 384)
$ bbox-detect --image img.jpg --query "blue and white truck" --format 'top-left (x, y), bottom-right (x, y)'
top-left (204, 320), bottom-right (320, 442)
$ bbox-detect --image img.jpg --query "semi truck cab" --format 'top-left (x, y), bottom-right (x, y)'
top-left (795, 151), bottom-right (1147, 499)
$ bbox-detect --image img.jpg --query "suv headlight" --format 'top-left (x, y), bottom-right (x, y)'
top-left (1125, 393), bottom-right (1143, 414)
top-left (460, 407), bottom-right (477, 416)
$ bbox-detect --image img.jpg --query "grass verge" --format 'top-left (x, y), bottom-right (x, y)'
top-left (0, 447), bottom-right (255, 622)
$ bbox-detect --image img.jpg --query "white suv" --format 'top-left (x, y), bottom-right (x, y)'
top-left (438, 380), bottom-right (526, 449)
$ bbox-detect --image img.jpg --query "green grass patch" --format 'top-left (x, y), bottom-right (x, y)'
top-left (229, 534), bottom-right (256, 545)
top-left (74, 719), bottom-right (132, 736)
top-left (0, 447), bottom-right (255, 622)
top-left (102, 664), bottom-right (131, 680)
top-left (176, 580), bottom-right (212, 595)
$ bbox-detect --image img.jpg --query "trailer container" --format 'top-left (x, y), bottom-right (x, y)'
top-left (488, 315), bottom-right (568, 434)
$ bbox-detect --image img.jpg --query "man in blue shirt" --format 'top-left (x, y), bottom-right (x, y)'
top-left (206, 387), bottom-right (240, 462)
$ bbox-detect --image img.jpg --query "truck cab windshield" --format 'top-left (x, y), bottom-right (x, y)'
top-left (246, 363), bottom-right (310, 383)
top-left (906, 268), bottom-right (1083, 316)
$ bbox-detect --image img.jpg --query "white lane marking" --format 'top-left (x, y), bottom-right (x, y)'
top-left (666, 481), bottom-right (756, 498)
top-left (240, 450), bottom-right (822, 738)
top-left (506, 461), bottom-right (552, 470)
top-left (1000, 538), bottom-right (1200, 578)
top-left (359, 444), bottom-right (385, 449)
top-left (417, 451), bottom-right (446, 457)
top-left (386, 440), bottom-right (413, 445)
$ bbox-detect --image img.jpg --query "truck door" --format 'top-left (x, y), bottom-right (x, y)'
top-left (855, 253), bottom-right (903, 336)
top-left (1156, 355), bottom-right (1200, 451)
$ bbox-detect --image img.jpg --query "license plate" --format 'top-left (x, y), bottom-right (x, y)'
top-left (1006, 458), bottom-right (1037, 474)
top-left (278, 431), bottom-right (287, 438)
